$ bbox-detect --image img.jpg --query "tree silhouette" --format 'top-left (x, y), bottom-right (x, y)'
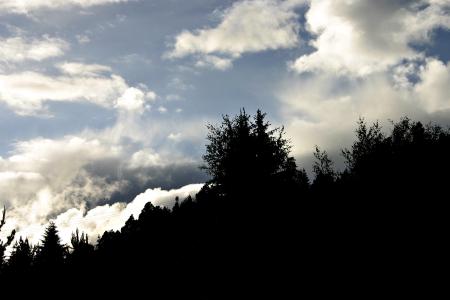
top-left (342, 118), bottom-right (385, 172)
top-left (6, 237), bottom-right (34, 275)
top-left (34, 222), bottom-right (67, 273)
top-left (68, 229), bottom-right (94, 268)
top-left (0, 111), bottom-right (448, 295)
top-left (202, 109), bottom-right (302, 207)
top-left (311, 146), bottom-right (336, 198)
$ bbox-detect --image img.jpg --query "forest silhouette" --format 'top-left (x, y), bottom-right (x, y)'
top-left (0, 110), bottom-right (448, 296)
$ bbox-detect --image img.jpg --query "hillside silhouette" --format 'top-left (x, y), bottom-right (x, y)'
top-left (0, 110), bottom-right (448, 296)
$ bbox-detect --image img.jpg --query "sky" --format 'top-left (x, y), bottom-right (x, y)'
top-left (1, 0), bottom-right (450, 245)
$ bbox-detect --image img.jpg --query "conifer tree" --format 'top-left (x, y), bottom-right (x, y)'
top-left (7, 237), bottom-right (34, 274)
top-left (34, 222), bottom-right (67, 271)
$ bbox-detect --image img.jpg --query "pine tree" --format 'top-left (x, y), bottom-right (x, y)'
top-left (34, 222), bottom-right (67, 272)
top-left (201, 109), bottom-right (302, 203)
top-left (7, 237), bottom-right (34, 274)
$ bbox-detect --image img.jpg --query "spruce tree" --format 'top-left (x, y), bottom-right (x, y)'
top-left (7, 237), bottom-right (34, 274)
top-left (34, 222), bottom-right (67, 272)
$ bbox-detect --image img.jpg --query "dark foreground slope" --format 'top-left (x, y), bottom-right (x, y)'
top-left (1, 112), bottom-right (448, 297)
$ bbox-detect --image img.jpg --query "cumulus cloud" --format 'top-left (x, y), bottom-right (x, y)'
top-left (116, 87), bottom-right (156, 114)
top-left (415, 58), bottom-right (450, 113)
top-left (278, 0), bottom-right (450, 171)
top-left (1, 136), bottom-right (123, 209)
top-left (0, 70), bottom-right (127, 115)
top-left (167, 0), bottom-right (302, 69)
top-left (0, 118), bottom-right (206, 248)
top-left (291, 0), bottom-right (450, 77)
top-left (0, 136), bottom-right (123, 246)
top-left (0, 62), bottom-right (157, 116)
top-left (0, 0), bottom-right (130, 14)
top-left (0, 81), bottom-right (207, 248)
top-left (280, 56), bottom-right (450, 168)
top-left (0, 35), bottom-right (68, 63)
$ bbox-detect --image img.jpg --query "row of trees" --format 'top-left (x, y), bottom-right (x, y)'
top-left (0, 219), bottom-right (93, 279)
top-left (1, 110), bottom-right (448, 295)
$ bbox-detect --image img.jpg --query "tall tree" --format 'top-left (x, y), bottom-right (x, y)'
top-left (34, 222), bottom-right (67, 272)
top-left (202, 109), bottom-right (304, 203)
top-left (7, 237), bottom-right (34, 274)
top-left (69, 229), bottom-right (94, 264)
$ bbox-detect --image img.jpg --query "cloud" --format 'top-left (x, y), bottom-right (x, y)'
top-left (0, 0), bottom-right (130, 14)
top-left (291, 0), bottom-right (450, 77)
top-left (0, 69), bottom-right (127, 115)
top-left (279, 56), bottom-right (450, 169)
top-left (116, 87), bottom-right (156, 114)
top-left (0, 136), bottom-right (125, 240)
top-left (0, 35), bottom-right (68, 63)
top-left (3, 184), bottom-right (203, 247)
top-left (145, 91), bottom-right (157, 101)
top-left (0, 121), bottom-right (206, 248)
top-left (0, 62), bottom-right (157, 116)
top-left (53, 184), bottom-right (203, 245)
top-left (0, 91), bottom-right (208, 248)
top-left (167, 0), bottom-right (302, 69)
top-left (128, 149), bottom-right (164, 169)
top-left (57, 62), bottom-right (111, 76)
top-left (278, 0), bottom-right (450, 171)
top-left (415, 58), bottom-right (450, 113)
top-left (195, 55), bottom-right (233, 71)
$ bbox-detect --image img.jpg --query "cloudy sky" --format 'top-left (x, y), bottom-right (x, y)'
top-left (1, 0), bottom-right (449, 245)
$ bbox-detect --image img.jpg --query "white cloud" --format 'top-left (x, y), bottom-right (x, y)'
top-left (280, 56), bottom-right (450, 163)
top-left (0, 136), bottom-right (124, 229)
top-left (0, 0), bottom-right (130, 14)
top-left (115, 86), bottom-right (157, 114)
top-left (0, 35), bottom-right (68, 63)
top-left (0, 91), bottom-right (207, 248)
top-left (291, 0), bottom-right (450, 77)
top-left (4, 184), bottom-right (203, 247)
top-left (128, 149), bottom-right (164, 169)
top-left (415, 58), bottom-right (450, 113)
top-left (145, 91), bottom-right (157, 101)
top-left (57, 62), bottom-right (111, 76)
top-left (0, 60), bottom-right (160, 116)
top-left (279, 0), bottom-right (450, 169)
top-left (167, 0), bottom-right (301, 69)
top-left (52, 184), bottom-right (203, 245)
top-left (116, 87), bottom-right (147, 113)
top-left (0, 121), bottom-right (204, 248)
top-left (195, 55), bottom-right (233, 71)
top-left (0, 70), bottom-right (128, 115)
